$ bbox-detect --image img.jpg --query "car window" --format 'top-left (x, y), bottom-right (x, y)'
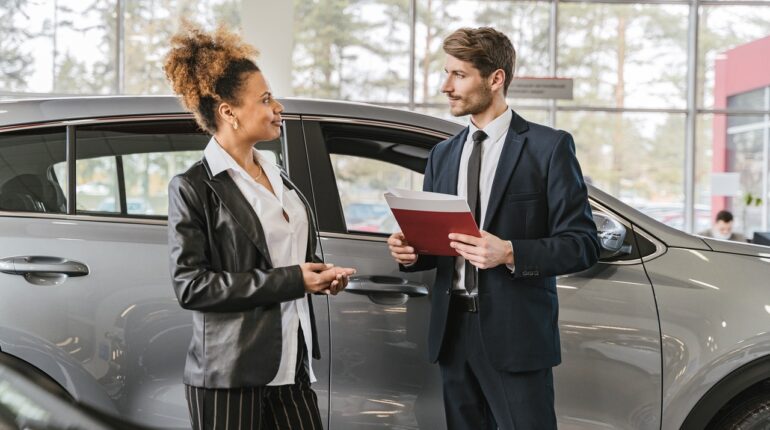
top-left (330, 154), bottom-right (422, 234)
top-left (0, 127), bottom-right (67, 214)
top-left (319, 122), bottom-right (438, 235)
top-left (71, 155), bottom-right (121, 214)
top-left (73, 120), bottom-right (285, 218)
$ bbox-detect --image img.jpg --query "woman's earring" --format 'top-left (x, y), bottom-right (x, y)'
top-left (232, 118), bottom-right (239, 130)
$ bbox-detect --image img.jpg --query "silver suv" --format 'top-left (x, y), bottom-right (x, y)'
top-left (1, 97), bottom-right (770, 429)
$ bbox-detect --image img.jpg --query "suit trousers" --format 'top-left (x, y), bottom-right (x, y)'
top-left (439, 296), bottom-right (557, 430)
top-left (185, 328), bottom-right (323, 430)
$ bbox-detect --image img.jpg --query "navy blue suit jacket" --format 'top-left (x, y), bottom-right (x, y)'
top-left (402, 110), bottom-right (600, 372)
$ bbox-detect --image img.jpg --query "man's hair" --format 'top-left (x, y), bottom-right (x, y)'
top-left (442, 27), bottom-right (516, 94)
top-left (716, 210), bottom-right (734, 223)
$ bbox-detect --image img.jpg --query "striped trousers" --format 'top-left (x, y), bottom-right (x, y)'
top-left (185, 331), bottom-right (323, 430)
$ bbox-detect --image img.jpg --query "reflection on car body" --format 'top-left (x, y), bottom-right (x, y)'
top-left (1, 97), bottom-right (770, 429)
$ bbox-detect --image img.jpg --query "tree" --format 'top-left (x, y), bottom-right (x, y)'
top-left (416, 0), bottom-right (460, 104)
top-left (294, 0), bottom-right (362, 99)
top-left (0, 0), bottom-right (37, 93)
top-left (474, 2), bottom-right (550, 79)
top-left (292, 0), bottom-right (414, 102)
top-left (557, 3), bottom-right (688, 202)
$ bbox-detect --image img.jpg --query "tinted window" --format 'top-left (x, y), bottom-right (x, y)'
top-left (0, 127), bottom-right (67, 214)
top-left (75, 120), bottom-right (285, 217)
top-left (330, 154), bottom-right (422, 234)
top-left (321, 123), bottom-right (437, 234)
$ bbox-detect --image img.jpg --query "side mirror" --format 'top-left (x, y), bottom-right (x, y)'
top-left (593, 211), bottom-right (632, 259)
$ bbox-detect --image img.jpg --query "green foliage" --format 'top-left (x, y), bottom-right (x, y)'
top-left (293, 0), bottom-right (411, 100)
top-left (743, 192), bottom-right (763, 207)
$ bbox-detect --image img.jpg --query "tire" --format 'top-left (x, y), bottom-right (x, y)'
top-left (708, 391), bottom-right (770, 430)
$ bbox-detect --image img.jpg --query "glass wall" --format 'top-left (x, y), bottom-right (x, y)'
top-left (3, 0), bottom-right (770, 236)
top-left (0, 0), bottom-right (238, 96)
top-left (558, 111), bottom-right (690, 228)
top-left (557, 3), bottom-right (689, 110)
top-left (292, 0), bottom-right (411, 102)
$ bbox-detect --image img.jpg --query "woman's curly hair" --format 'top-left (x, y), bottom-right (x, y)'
top-left (163, 22), bottom-right (260, 134)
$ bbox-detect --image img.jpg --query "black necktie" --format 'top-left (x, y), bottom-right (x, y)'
top-left (465, 130), bottom-right (487, 294)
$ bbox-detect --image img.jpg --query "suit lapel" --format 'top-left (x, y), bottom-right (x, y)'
top-left (483, 110), bottom-right (529, 231)
top-left (444, 127), bottom-right (469, 195)
top-left (203, 159), bottom-right (273, 267)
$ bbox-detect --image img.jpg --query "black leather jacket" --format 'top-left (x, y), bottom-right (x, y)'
top-left (168, 158), bottom-right (321, 388)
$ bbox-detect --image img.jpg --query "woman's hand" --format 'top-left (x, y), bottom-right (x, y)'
top-left (324, 266), bottom-right (356, 295)
top-left (300, 263), bottom-right (356, 295)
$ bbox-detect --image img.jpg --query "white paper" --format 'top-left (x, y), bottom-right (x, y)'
top-left (384, 188), bottom-right (471, 213)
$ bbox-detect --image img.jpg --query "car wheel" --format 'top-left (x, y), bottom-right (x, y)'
top-left (709, 391), bottom-right (770, 429)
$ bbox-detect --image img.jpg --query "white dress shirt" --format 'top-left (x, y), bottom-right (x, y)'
top-left (453, 108), bottom-right (516, 293)
top-left (204, 137), bottom-right (316, 386)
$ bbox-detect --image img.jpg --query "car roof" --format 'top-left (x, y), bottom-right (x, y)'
top-left (0, 96), bottom-right (463, 135)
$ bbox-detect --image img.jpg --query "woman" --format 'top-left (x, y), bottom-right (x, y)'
top-left (164, 23), bottom-right (355, 429)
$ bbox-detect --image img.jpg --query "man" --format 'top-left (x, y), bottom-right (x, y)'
top-left (387, 27), bottom-right (600, 429)
top-left (698, 210), bottom-right (748, 242)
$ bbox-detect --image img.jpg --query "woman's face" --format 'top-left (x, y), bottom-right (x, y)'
top-left (230, 71), bottom-right (284, 142)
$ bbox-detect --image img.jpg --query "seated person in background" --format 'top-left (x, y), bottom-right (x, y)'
top-left (698, 210), bottom-right (748, 242)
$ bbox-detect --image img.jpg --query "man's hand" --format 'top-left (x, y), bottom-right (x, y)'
top-left (387, 231), bottom-right (417, 265)
top-left (448, 230), bottom-right (514, 269)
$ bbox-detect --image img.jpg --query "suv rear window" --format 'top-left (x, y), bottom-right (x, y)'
top-left (0, 127), bottom-right (67, 214)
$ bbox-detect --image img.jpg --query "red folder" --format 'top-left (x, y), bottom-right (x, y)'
top-left (384, 189), bottom-right (481, 256)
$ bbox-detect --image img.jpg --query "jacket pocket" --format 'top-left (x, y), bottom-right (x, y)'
top-left (505, 191), bottom-right (542, 203)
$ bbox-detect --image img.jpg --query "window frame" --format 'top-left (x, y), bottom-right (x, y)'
top-left (590, 199), bottom-right (666, 265)
top-left (0, 114), bottom-right (302, 224)
top-left (301, 116), bottom-right (446, 236)
top-left (0, 125), bottom-right (69, 216)
top-left (73, 118), bottom-right (211, 220)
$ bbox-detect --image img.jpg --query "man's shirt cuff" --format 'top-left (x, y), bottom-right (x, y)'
top-left (402, 257), bottom-right (418, 268)
top-left (505, 241), bottom-right (515, 273)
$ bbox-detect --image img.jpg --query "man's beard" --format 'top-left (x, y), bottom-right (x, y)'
top-left (450, 83), bottom-right (494, 117)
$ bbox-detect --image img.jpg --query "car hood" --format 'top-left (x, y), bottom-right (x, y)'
top-left (701, 237), bottom-right (770, 258)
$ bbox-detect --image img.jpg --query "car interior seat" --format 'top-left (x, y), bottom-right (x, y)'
top-left (0, 172), bottom-right (67, 213)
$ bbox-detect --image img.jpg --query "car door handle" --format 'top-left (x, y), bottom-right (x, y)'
top-left (345, 275), bottom-right (428, 297)
top-left (0, 256), bottom-right (89, 278)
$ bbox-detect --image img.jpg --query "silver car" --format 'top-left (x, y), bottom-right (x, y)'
top-left (0, 96), bottom-right (769, 430)
top-left (0, 351), bottom-right (147, 429)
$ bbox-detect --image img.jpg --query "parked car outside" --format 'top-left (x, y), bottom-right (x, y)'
top-left (343, 202), bottom-right (390, 232)
top-left (1, 97), bottom-right (770, 429)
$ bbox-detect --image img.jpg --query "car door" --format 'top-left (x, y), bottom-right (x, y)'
top-left (555, 200), bottom-right (663, 429)
top-left (0, 117), bottom-right (331, 429)
top-left (301, 117), bottom-right (446, 429)
top-left (299, 114), bottom-right (664, 429)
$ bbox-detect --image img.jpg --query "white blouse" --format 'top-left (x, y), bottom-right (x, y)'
top-left (204, 137), bottom-right (316, 386)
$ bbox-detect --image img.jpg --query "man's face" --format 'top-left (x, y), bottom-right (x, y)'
top-left (440, 55), bottom-right (494, 117)
top-left (714, 220), bottom-right (734, 237)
